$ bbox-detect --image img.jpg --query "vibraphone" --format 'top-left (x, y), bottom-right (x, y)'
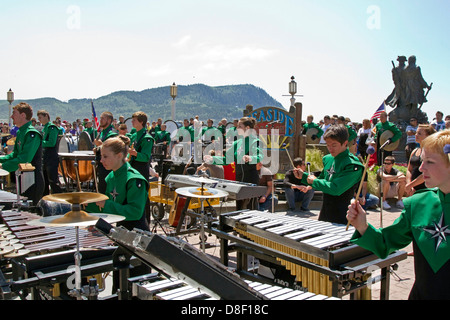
top-left (95, 218), bottom-right (340, 300)
top-left (218, 210), bottom-right (407, 300)
top-left (0, 209), bottom-right (116, 300)
top-left (130, 272), bottom-right (339, 300)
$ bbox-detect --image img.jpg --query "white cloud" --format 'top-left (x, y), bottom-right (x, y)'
top-left (172, 35), bottom-right (192, 48)
top-left (145, 64), bottom-right (173, 77)
top-left (179, 41), bottom-right (278, 71)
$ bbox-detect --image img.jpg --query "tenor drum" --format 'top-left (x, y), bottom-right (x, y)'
top-left (58, 152), bottom-right (95, 183)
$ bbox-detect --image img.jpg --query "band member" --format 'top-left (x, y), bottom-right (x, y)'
top-left (302, 115), bottom-right (324, 141)
top-left (204, 117), bottom-right (263, 210)
top-left (37, 110), bottom-right (63, 195)
top-left (93, 111), bottom-right (118, 193)
top-left (155, 123), bottom-right (171, 158)
top-left (129, 111), bottom-right (154, 180)
top-left (86, 135), bottom-right (149, 231)
top-left (373, 111), bottom-right (402, 165)
top-left (85, 135), bottom-right (150, 293)
top-left (0, 102), bottom-right (44, 206)
top-left (299, 125), bottom-right (363, 224)
top-left (347, 129), bottom-right (450, 299)
top-left (84, 120), bottom-right (95, 141)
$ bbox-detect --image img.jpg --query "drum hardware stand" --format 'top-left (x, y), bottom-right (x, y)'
top-left (91, 160), bottom-right (99, 193)
top-left (149, 204), bottom-right (169, 236)
top-left (26, 192), bottom-right (125, 300)
top-left (175, 181), bottom-right (228, 253)
top-left (13, 163), bottom-right (35, 210)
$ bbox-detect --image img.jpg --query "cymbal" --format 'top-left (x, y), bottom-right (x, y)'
top-left (175, 186), bottom-right (229, 199)
top-left (6, 138), bottom-right (15, 146)
top-left (0, 168), bottom-right (9, 176)
top-left (0, 133), bottom-right (10, 137)
top-left (380, 130), bottom-right (400, 151)
top-left (42, 192), bottom-right (108, 205)
top-left (27, 211), bottom-right (125, 227)
top-left (195, 177), bottom-right (216, 184)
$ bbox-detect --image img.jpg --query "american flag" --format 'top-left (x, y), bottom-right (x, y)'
top-left (91, 99), bottom-right (100, 131)
top-left (370, 101), bottom-right (386, 122)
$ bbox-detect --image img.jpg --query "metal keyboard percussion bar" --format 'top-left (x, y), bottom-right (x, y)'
top-left (165, 174), bottom-right (267, 200)
top-left (219, 210), bottom-right (407, 299)
top-left (1, 209), bottom-right (117, 300)
top-left (95, 218), bottom-right (268, 300)
top-left (1, 210), bottom-right (112, 255)
top-left (129, 272), bottom-right (340, 300)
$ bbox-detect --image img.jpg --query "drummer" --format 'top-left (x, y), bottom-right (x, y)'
top-left (0, 102), bottom-right (44, 206)
top-left (373, 111), bottom-right (402, 165)
top-left (93, 111), bottom-right (118, 193)
top-left (155, 123), bottom-right (171, 158)
top-left (302, 115), bottom-right (324, 142)
top-left (86, 135), bottom-right (149, 231)
top-left (37, 110), bottom-right (63, 195)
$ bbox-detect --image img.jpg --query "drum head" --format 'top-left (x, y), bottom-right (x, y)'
top-left (164, 120), bottom-right (179, 140)
top-left (380, 130), bottom-right (399, 151)
top-left (124, 117), bottom-right (133, 133)
top-left (305, 128), bottom-right (320, 144)
top-left (226, 122), bottom-right (235, 129)
top-left (58, 136), bottom-right (69, 153)
top-left (78, 131), bottom-right (93, 150)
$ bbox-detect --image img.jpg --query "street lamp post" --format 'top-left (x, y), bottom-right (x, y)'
top-left (170, 82), bottom-right (177, 120)
top-left (7, 89), bottom-right (14, 128)
top-left (288, 76), bottom-right (297, 107)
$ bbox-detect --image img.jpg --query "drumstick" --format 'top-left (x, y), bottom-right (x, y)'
top-left (282, 143), bottom-right (295, 168)
top-left (346, 146), bottom-right (375, 231)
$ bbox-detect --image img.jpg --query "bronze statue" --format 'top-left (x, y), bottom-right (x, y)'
top-left (386, 55), bottom-right (431, 124)
top-left (383, 55), bottom-right (432, 161)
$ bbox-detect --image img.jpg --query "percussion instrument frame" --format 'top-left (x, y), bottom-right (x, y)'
top-left (217, 210), bottom-right (407, 299)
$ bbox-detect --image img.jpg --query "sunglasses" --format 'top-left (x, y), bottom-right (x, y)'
top-left (384, 162), bottom-right (393, 165)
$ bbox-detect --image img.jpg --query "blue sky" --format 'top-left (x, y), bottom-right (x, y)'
top-left (1, 0), bottom-right (448, 122)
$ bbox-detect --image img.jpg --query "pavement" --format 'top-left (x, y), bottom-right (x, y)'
top-left (152, 197), bottom-right (415, 300)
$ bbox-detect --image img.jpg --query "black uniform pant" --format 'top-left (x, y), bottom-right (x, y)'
top-left (43, 157), bottom-right (63, 195)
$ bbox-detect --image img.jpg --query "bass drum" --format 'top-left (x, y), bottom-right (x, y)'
top-left (164, 120), bottom-right (179, 141)
top-left (77, 131), bottom-right (93, 151)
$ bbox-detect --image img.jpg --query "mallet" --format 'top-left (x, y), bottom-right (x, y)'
top-left (346, 145), bottom-right (376, 231)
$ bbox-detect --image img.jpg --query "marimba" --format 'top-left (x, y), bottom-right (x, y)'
top-left (218, 210), bottom-right (407, 299)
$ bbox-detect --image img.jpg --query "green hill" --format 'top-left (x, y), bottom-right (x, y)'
top-left (0, 84), bottom-right (284, 124)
